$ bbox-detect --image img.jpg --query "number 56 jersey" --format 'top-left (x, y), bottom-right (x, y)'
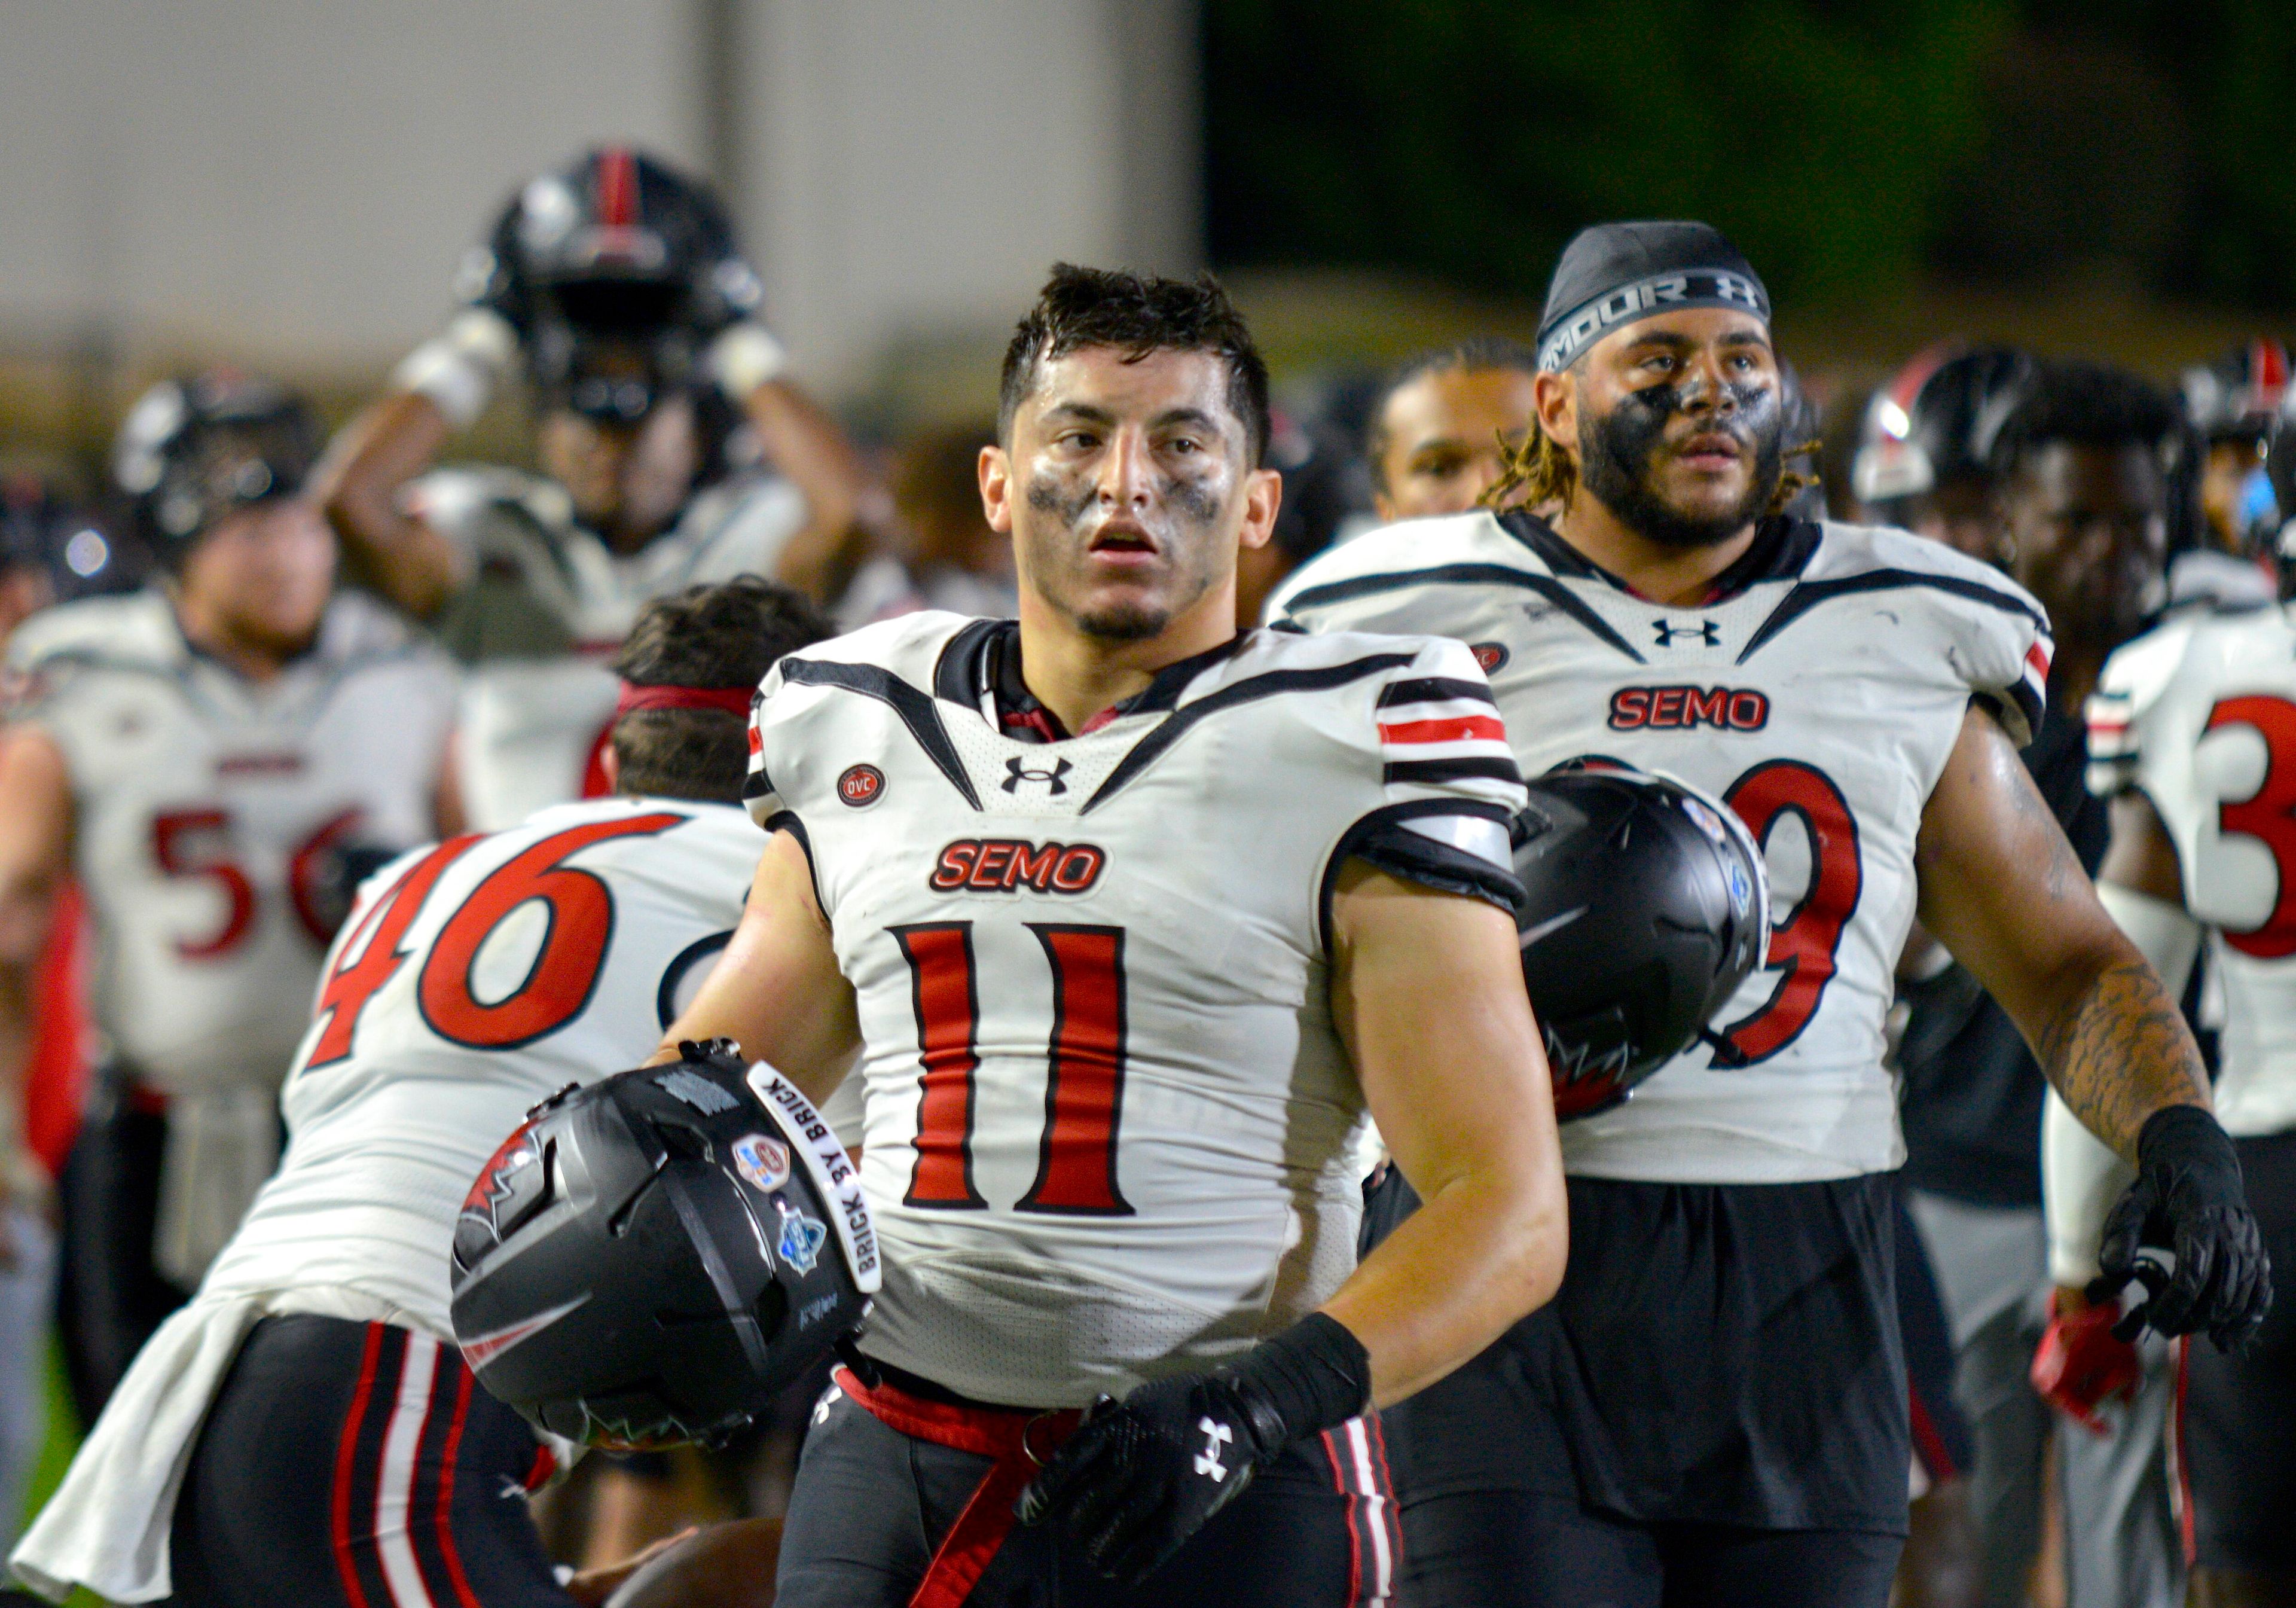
top-left (745, 613), bottom-right (1525, 1408)
top-left (1272, 511), bottom-right (2052, 1185)
top-left (2087, 602), bottom-right (2296, 1139)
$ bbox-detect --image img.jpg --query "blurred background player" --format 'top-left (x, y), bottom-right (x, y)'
top-left (831, 417), bottom-right (1018, 628)
top-left (1365, 337), bottom-right (1540, 521)
top-left (1896, 360), bottom-right (2187, 1608)
top-left (2182, 343), bottom-right (2288, 562)
top-left (2067, 523), bottom-right (2296, 1608)
top-left (1851, 343), bottom-right (2034, 563)
top-left (11, 575), bottom-right (826, 1608)
top-left (319, 146), bottom-right (868, 830)
top-left (0, 374), bottom-right (459, 1424)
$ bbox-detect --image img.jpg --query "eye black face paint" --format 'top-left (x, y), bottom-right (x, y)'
top-left (1578, 377), bottom-right (1785, 550)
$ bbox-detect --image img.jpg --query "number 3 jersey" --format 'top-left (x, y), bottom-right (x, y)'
top-left (1271, 511), bottom-right (2053, 1185)
top-left (2087, 601), bottom-right (2296, 1137)
top-left (199, 797), bottom-right (764, 1337)
top-left (744, 612), bottom-right (1526, 1407)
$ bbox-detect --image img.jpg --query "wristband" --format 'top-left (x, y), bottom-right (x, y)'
top-left (1226, 1312), bottom-right (1372, 1453)
top-left (706, 321), bottom-right (789, 401)
top-left (391, 308), bottom-right (518, 429)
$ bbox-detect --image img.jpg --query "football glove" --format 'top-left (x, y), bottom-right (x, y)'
top-left (2093, 1105), bottom-right (2271, 1348)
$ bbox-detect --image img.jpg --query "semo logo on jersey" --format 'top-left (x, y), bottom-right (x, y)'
top-left (930, 838), bottom-right (1107, 895)
top-left (1608, 685), bottom-right (1770, 733)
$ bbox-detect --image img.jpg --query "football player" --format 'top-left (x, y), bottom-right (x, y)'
top-left (1268, 220), bottom-right (2270, 1607)
top-left (1366, 338), bottom-right (1541, 522)
top-left (653, 264), bottom-right (1568, 1606)
top-left (1896, 360), bottom-right (2198, 1608)
top-left (2051, 571), bottom-right (2296, 1608)
top-left (10, 576), bottom-right (830, 1608)
top-left (319, 147), bottom-right (868, 830)
top-left (0, 376), bottom-right (459, 1423)
top-left (2182, 342), bottom-right (2288, 560)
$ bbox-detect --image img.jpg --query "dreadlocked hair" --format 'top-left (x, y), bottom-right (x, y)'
top-left (607, 576), bottom-right (833, 804)
top-left (1480, 423), bottom-right (1825, 518)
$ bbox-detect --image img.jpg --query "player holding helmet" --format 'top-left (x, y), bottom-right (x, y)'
top-left (1271, 220), bottom-right (2271, 1606)
top-left (0, 375), bottom-right (458, 1422)
top-left (11, 577), bottom-right (831, 1608)
top-left (320, 147), bottom-right (867, 829)
top-left (650, 264), bottom-right (1567, 1606)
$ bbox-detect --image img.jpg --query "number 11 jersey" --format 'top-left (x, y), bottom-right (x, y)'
top-left (1272, 511), bottom-right (2053, 1185)
top-left (745, 614), bottom-right (1525, 1408)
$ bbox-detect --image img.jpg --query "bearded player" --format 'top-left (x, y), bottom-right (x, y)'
top-left (11, 578), bottom-right (826, 1608)
top-left (1269, 221), bottom-right (2270, 1607)
top-left (320, 146), bottom-right (866, 829)
top-left (651, 264), bottom-right (1568, 1606)
top-left (0, 376), bottom-right (459, 1422)
top-left (2046, 582), bottom-right (2296, 1608)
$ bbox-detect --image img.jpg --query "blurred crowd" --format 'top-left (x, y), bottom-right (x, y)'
top-left (2, 144), bottom-right (2291, 1608)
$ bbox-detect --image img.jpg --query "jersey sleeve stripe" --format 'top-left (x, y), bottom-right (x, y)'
top-left (1378, 715), bottom-right (1507, 745)
top-left (1382, 755), bottom-right (1524, 788)
top-left (1376, 676), bottom-right (1496, 709)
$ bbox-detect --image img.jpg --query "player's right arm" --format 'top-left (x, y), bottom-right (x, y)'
top-left (0, 726), bottom-right (72, 1262)
top-left (1321, 861), bottom-right (1567, 1405)
top-left (314, 389), bottom-right (466, 621)
top-left (644, 828), bottom-right (861, 1096)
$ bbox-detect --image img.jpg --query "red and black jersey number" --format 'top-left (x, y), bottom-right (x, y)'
top-left (2206, 695), bottom-right (2296, 958)
top-left (1711, 759), bottom-right (1863, 1065)
top-left (300, 813), bottom-right (683, 1070)
top-left (893, 921), bottom-right (1131, 1216)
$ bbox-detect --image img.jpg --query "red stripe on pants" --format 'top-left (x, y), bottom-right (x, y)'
top-left (333, 1323), bottom-right (387, 1608)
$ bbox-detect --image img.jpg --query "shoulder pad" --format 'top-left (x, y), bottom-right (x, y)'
top-left (2085, 617), bottom-right (2203, 795)
top-left (413, 466), bottom-right (575, 547)
top-left (310, 589), bottom-right (447, 667)
top-left (1269, 509), bottom-right (1529, 623)
top-left (4, 591), bottom-right (181, 676)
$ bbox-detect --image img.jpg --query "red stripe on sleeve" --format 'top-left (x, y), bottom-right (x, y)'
top-left (1377, 715), bottom-right (1506, 745)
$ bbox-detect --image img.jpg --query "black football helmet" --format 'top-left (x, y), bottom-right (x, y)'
top-left (1852, 344), bottom-right (2034, 509)
top-left (448, 1041), bottom-right (878, 1449)
top-left (111, 374), bottom-right (322, 566)
top-left (1515, 767), bottom-right (1771, 1120)
top-left (456, 147), bottom-right (762, 421)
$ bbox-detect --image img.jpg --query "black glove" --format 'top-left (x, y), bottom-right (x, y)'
top-left (1014, 1313), bottom-right (1371, 1586)
top-left (2092, 1104), bottom-right (2272, 1349)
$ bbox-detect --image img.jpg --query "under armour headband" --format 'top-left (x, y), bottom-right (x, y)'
top-left (1536, 221), bottom-right (1770, 373)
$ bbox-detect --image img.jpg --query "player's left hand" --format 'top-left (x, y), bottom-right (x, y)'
top-left (2092, 1106), bottom-right (2271, 1349)
top-left (1014, 1368), bottom-right (1278, 1585)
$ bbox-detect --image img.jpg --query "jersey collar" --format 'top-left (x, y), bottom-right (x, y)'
top-left (1498, 510), bottom-right (1822, 606)
top-left (931, 618), bottom-right (1251, 745)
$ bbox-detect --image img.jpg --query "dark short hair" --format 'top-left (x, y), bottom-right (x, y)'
top-left (1989, 361), bottom-right (2181, 480)
top-left (1365, 337), bottom-right (1540, 492)
top-left (997, 264), bottom-right (1271, 466)
top-left (607, 576), bottom-right (833, 803)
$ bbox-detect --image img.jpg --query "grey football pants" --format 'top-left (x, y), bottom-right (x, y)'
top-left (1908, 1191), bottom-right (2181, 1608)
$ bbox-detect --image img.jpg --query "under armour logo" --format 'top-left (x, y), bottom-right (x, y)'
top-left (1195, 1417), bottom-right (1233, 1482)
top-left (814, 1386), bottom-right (842, 1426)
top-left (1651, 619), bottom-right (1722, 647)
top-left (1003, 756), bottom-right (1073, 795)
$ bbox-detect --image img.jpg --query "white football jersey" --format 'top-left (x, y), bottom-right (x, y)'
top-left (417, 465), bottom-right (808, 829)
top-left (2087, 602), bottom-right (2296, 1137)
top-left (199, 797), bottom-right (764, 1337)
top-left (5, 590), bottom-right (456, 1099)
top-left (745, 614), bottom-right (1525, 1406)
top-left (1272, 511), bottom-right (2052, 1183)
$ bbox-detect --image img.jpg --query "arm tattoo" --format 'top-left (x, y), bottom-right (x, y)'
top-left (2033, 951), bottom-right (2208, 1159)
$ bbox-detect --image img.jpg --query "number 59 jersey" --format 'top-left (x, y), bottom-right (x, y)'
top-left (746, 614), bottom-right (1526, 1408)
top-left (1272, 511), bottom-right (2053, 1185)
top-left (2087, 602), bottom-right (2296, 1138)
top-left (197, 797), bottom-right (764, 1339)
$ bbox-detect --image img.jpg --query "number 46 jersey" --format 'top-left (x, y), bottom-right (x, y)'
top-left (1272, 511), bottom-right (2052, 1185)
top-left (2087, 601), bottom-right (2296, 1138)
top-left (197, 797), bottom-right (764, 1339)
top-left (745, 613), bottom-right (1525, 1408)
